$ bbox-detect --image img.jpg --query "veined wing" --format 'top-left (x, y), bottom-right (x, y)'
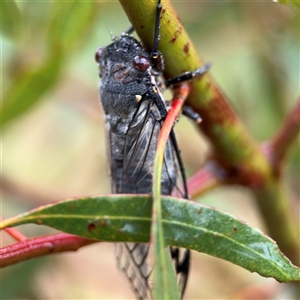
top-left (122, 95), bottom-right (187, 198)
top-left (113, 94), bottom-right (190, 299)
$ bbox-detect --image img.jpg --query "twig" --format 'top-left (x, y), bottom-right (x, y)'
top-left (2, 226), bottom-right (27, 242)
top-left (264, 97), bottom-right (300, 175)
top-left (187, 163), bottom-right (223, 198)
top-left (0, 233), bottom-right (98, 268)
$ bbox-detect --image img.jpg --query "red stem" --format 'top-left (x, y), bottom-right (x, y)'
top-left (0, 233), bottom-right (98, 268)
top-left (188, 163), bottom-right (223, 198)
top-left (0, 217), bottom-right (27, 242)
top-left (264, 97), bottom-right (300, 175)
top-left (4, 227), bottom-right (27, 242)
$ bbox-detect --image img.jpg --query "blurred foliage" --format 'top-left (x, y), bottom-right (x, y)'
top-left (2, 1), bottom-right (98, 125)
top-left (1, 0), bottom-right (299, 299)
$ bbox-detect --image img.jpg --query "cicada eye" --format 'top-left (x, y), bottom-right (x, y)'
top-left (133, 55), bottom-right (150, 71)
top-left (95, 47), bottom-right (103, 62)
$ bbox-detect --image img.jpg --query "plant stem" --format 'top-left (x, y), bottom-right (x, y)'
top-left (266, 97), bottom-right (300, 172)
top-left (0, 233), bottom-right (98, 268)
top-left (119, 0), bottom-right (300, 266)
top-left (187, 163), bottom-right (223, 198)
top-left (254, 182), bottom-right (299, 266)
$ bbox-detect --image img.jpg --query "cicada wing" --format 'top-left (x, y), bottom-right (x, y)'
top-left (115, 243), bottom-right (151, 300)
top-left (114, 97), bottom-right (190, 299)
top-left (122, 98), bottom-right (187, 198)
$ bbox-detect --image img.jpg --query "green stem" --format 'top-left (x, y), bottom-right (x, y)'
top-left (119, 0), bottom-right (300, 266)
top-left (254, 182), bottom-right (300, 266)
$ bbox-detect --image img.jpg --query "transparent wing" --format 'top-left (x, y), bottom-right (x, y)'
top-left (115, 243), bottom-right (150, 300)
top-left (113, 96), bottom-right (190, 299)
top-left (121, 97), bottom-right (187, 198)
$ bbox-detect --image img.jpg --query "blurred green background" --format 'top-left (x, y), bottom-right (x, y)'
top-left (1, 0), bottom-right (299, 299)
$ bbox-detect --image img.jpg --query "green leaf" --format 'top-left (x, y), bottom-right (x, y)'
top-left (47, 2), bottom-right (97, 53)
top-left (2, 53), bottom-right (63, 125)
top-left (1, 195), bottom-right (299, 282)
top-left (151, 82), bottom-right (185, 299)
top-left (1, 1), bottom-right (22, 38)
top-left (1, 2), bottom-right (99, 127)
top-left (151, 213), bottom-right (180, 300)
top-left (155, 248), bottom-right (181, 299)
top-left (151, 217), bottom-right (180, 300)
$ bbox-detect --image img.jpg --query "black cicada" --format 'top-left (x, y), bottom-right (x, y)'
top-left (95, 0), bottom-right (209, 298)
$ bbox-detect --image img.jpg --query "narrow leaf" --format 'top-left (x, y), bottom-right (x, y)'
top-left (2, 54), bottom-right (63, 125)
top-left (1, 195), bottom-right (299, 282)
top-left (2, 2), bottom-right (99, 126)
top-left (47, 2), bottom-right (97, 53)
top-left (1, 1), bottom-right (22, 38)
top-left (151, 91), bottom-right (187, 299)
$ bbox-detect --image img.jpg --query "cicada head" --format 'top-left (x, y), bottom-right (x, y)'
top-left (95, 36), bottom-right (152, 83)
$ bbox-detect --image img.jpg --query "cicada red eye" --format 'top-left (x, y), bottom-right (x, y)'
top-left (133, 55), bottom-right (150, 71)
top-left (95, 47), bottom-right (103, 62)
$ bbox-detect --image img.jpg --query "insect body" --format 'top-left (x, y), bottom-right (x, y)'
top-left (95, 1), bottom-right (209, 298)
top-left (96, 34), bottom-right (185, 299)
top-left (96, 35), bottom-right (179, 197)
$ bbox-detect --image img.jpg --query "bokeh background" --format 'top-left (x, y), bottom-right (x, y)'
top-left (1, 0), bottom-right (299, 299)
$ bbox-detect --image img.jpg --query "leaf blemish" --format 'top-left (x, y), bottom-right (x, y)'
top-left (88, 222), bottom-right (96, 231)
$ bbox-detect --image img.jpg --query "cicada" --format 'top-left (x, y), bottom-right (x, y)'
top-left (95, 1), bottom-right (209, 298)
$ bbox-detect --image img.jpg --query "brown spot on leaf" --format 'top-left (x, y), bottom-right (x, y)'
top-left (88, 222), bottom-right (96, 231)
